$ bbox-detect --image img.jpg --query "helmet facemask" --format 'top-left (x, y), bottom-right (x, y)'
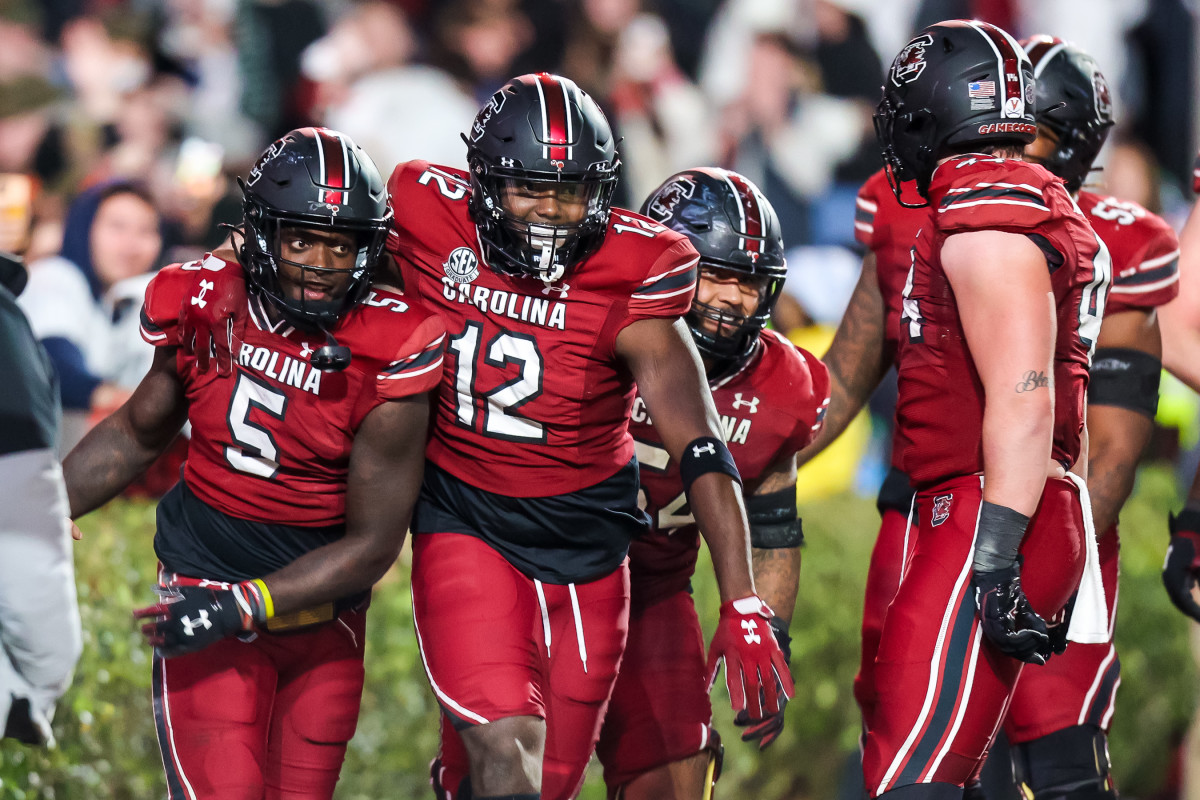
top-left (687, 261), bottom-right (785, 364)
top-left (1028, 113), bottom-right (1113, 195)
top-left (470, 164), bottom-right (617, 283)
top-left (874, 94), bottom-right (938, 207)
top-left (240, 186), bottom-right (390, 330)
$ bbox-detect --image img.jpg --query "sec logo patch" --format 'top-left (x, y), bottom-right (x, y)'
top-left (444, 247), bottom-right (480, 284)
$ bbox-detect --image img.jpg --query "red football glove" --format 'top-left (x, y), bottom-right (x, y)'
top-left (179, 257), bottom-right (248, 375)
top-left (706, 596), bottom-right (795, 719)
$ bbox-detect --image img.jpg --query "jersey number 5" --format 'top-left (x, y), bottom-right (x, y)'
top-left (448, 321), bottom-right (546, 442)
top-left (226, 373), bottom-right (288, 479)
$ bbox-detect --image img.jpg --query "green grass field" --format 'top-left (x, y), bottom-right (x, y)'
top-left (1, 465), bottom-right (1196, 799)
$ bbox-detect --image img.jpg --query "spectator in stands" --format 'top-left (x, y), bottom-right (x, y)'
top-left (20, 181), bottom-right (162, 448)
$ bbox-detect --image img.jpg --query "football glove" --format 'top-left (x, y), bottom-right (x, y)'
top-left (1045, 591), bottom-right (1076, 656)
top-left (1164, 509), bottom-right (1200, 622)
top-left (706, 596), bottom-right (794, 720)
top-left (134, 580), bottom-right (268, 658)
top-left (733, 616), bottom-right (791, 750)
top-left (179, 257), bottom-right (247, 376)
top-left (971, 561), bottom-right (1052, 665)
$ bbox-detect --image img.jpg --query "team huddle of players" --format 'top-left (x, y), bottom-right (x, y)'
top-left (55, 14), bottom-right (1197, 800)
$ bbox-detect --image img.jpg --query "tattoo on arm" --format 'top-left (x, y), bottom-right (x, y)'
top-left (1015, 371), bottom-right (1050, 393)
top-left (800, 254), bottom-right (888, 464)
top-left (63, 348), bottom-right (187, 517)
top-left (752, 547), bottom-right (801, 624)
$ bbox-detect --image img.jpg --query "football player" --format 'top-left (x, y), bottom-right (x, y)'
top-left (1000, 37), bottom-right (1179, 800)
top-left (864, 21), bottom-right (1110, 798)
top-left (179, 75), bottom-right (793, 800)
top-left (61, 128), bottom-right (444, 800)
top-left (592, 168), bottom-right (829, 799)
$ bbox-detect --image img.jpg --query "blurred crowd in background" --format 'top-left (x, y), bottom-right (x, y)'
top-left (1, 0), bottom-right (1197, 497)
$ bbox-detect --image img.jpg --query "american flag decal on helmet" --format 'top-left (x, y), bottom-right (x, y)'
top-left (534, 73), bottom-right (573, 163)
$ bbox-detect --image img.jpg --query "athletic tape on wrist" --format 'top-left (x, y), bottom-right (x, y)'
top-left (679, 436), bottom-right (741, 494)
top-left (973, 501), bottom-right (1030, 574)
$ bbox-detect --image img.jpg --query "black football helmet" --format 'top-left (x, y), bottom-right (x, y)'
top-left (1021, 36), bottom-right (1115, 194)
top-left (239, 127), bottom-right (391, 330)
top-left (875, 20), bottom-right (1037, 204)
top-left (640, 168), bottom-right (786, 365)
top-left (464, 73), bottom-right (620, 283)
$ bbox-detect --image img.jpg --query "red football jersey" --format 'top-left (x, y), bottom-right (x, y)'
top-left (1077, 190), bottom-right (1179, 314)
top-left (387, 160), bottom-right (699, 497)
top-left (140, 254), bottom-right (445, 525)
top-left (627, 329), bottom-right (830, 597)
top-left (895, 156), bottom-right (1111, 488)
top-left (855, 168), bottom-right (926, 360)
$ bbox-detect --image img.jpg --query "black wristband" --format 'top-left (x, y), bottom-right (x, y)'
top-left (1088, 347), bottom-right (1161, 418)
top-left (768, 615), bottom-right (792, 663)
top-left (678, 436), bottom-right (741, 494)
top-left (973, 501), bottom-right (1030, 574)
top-left (747, 487), bottom-right (804, 548)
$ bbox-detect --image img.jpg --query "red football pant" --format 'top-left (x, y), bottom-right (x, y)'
top-left (863, 476), bottom-right (1085, 796)
top-left (1005, 524), bottom-right (1120, 743)
top-left (151, 609), bottom-right (367, 800)
top-left (412, 533), bottom-right (629, 800)
top-left (595, 587), bottom-right (715, 794)
top-left (856, 505), bottom-right (917, 733)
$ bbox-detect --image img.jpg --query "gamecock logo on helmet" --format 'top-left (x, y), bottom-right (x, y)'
top-left (647, 177), bottom-right (697, 221)
top-left (890, 34), bottom-right (934, 87)
top-left (1093, 68), bottom-right (1113, 121)
top-left (470, 89), bottom-right (507, 142)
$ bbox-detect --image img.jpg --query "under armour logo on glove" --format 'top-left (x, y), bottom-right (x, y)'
top-left (190, 279), bottom-right (214, 308)
top-left (180, 611), bottom-right (212, 636)
top-left (693, 442), bottom-right (716, 457)
top-left (706, 595), bottom-right (795, 720)
top-left (134, 581), bottom-right (264, 658)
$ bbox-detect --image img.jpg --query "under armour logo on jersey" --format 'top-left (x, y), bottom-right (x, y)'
top-left (299, 342), bottom-right (314, 358)
top-left (731, 393), bottom-right (759, 413)
top-left (541, 282), bottom-right (570, 297)
top-left (741, 619), bottom-right (761, 644)
top-left (190, 280), bottom-right (215, 309)
top-left (180, 610), bottom-right (212, 636)
top-left (693, 442), bottom-right (716, 457)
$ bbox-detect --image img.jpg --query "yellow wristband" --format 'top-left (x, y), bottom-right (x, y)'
top-left (251, 578), bottom-right (275, 619)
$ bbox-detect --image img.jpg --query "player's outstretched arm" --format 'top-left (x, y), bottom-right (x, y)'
top-left (63, 346), bottom-right (188, 518)
top-left (1087, 309), bottom-right (1160, 534)
top-left (251, 394), bottom-right (429, 618)
top-left (943, 230), bottom-right (1056, 664)
top-left (735, 454), bottom-right (802, 749)
top-left (617, 316), bottom-right (794, 718)
top-left (797, 252), bottom-right (889, 468)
